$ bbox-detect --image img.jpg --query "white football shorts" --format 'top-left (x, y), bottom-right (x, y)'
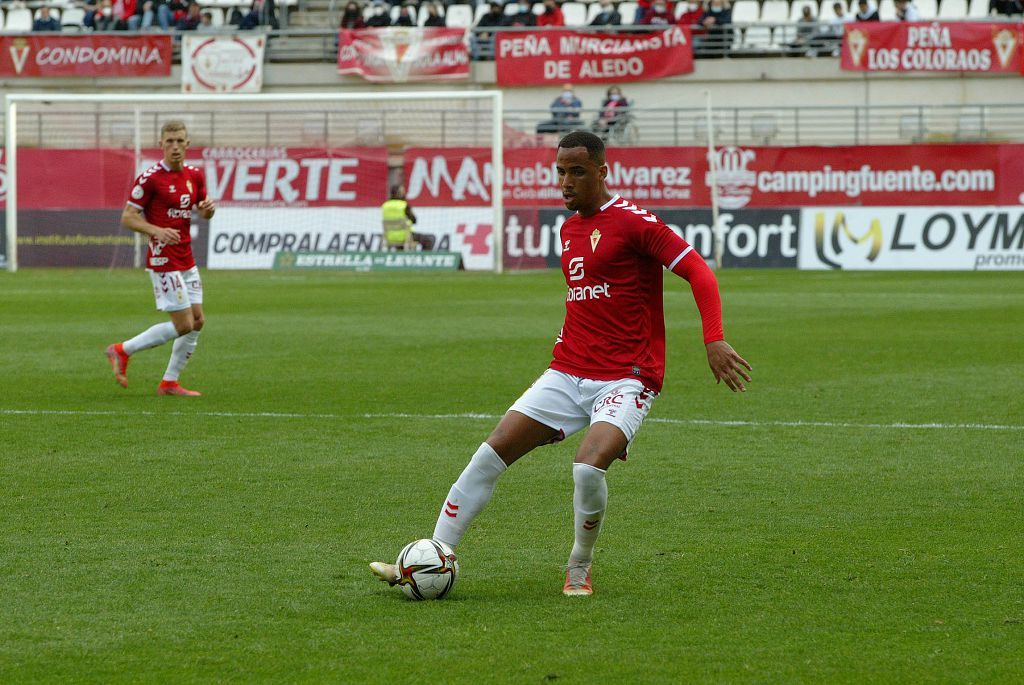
top-left (508, 369), bottom-right (658, 455)
top-left (149, 266), bottom-right (203, 312)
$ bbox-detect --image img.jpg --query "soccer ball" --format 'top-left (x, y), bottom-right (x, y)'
top-left (395, 538), bottom-right (459, 600)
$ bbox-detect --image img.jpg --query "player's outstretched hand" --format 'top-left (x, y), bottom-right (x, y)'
top-left (152, 227), bottom-right (181, 245)
top-left (197, 198), bottom-right (216, 218)
top-left (706, 340), bottom-right (752, 393)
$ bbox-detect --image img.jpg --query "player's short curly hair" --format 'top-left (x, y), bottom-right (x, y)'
top-left (557, 131), bottom-right (605, 164)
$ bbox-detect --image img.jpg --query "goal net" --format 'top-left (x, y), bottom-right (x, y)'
top-left (2, 91), bottom-right (503, 273)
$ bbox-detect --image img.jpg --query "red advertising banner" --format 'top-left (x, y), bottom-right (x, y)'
top-left (495, 27), bottom-right (693, 86)
top-left (841, 22), bottom-right (1021, 72)
top-left (404, 144), bottom-right (1024, 208)
top-left (337, 28), bottom-right (469, 82)
top-left (0, 35), bottom-right (172, 78)
top-left (0, 147), bottom-right (390, 209)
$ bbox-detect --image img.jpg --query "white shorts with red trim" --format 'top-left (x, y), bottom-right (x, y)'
top-left (508, 369), bottom-right (658, 456)
top-left (149, 266), bottom-right (203, 312)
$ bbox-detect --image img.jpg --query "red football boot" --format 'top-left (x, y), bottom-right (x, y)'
top-left (157, 380), bottom-right (202, 397)
top-left (105, 343), bottom-right (129, 388)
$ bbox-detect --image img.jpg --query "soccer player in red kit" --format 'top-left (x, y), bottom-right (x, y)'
top-left (105, 120), bottom-right (216, 396)
top-left (371, 131), bottom-right (751, 596)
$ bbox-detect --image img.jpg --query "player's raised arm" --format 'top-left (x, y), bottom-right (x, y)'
top-left (121, 204), bottom-right (180, 245)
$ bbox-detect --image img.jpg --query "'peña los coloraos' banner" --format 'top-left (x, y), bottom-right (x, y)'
top-left (841, 22), bottom-right (1021, 72)
top-left (337, 27), bottom-right (469, 82)
top-left (495, 27), bottom-right (693, 86)
top-left (0, 34), bottom-right (172, 78)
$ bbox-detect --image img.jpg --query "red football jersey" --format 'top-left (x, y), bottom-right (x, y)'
top-left (126, 160), bottom-right (208, 272)
top-left (550, 195), bottom-right (722, 393)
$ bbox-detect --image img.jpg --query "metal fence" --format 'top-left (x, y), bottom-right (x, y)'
top-left (3, 102), bottom-right (1020, 149)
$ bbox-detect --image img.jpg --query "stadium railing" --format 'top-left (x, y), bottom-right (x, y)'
top-left (2, 102), bottom-right (1023, 149)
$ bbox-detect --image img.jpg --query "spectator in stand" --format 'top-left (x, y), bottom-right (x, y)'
top-left (894, 0), bottom-right (920, 19)
top-left (787, 4), bottom-right (817, 54)
top-left (503, 0), bottom-right (538, 26)
top-left (641, 0), bottom-right (675, 23)
top-left (591, 86), bottom-right (630, 140)
top-left (197, 9), bottom-right (217, 30)
top-left (634, 0), bottom-right (652, 23)
top-left (83, 0), bottom-right (101, 29)
top-left (589, 0), bottom-right (621, 25)
top-left (339, 1), bottom-right (366, 28)
top-left (94, 0), bottom-right (123, 29)
top-left (989, 0), bottom-right (1022, 14)
top-left (696, 0), bottom-right (732, 54)
top-left (537, 83), bottom-right (584, 134)
top-left (129, 0), bottom-right (174, 30)
top-left (537, 0), bottom-right (565, 26)
top-left (177, 2), bottom-right (203, 29)
top-left (423, 3), bottom-right (446, 26)
top-left (807, 1), bottom-right (850, 55)
top-left (501, 0), bottom-right (536, 26)
top-left (472, 1), bottom-right (506, 59)
top-left (394, 2), bottom-right (418, 25)
top-left (854, 0), bottom-right (880, 19)
top-left (33, 7), bottom-right (62, 31)
top-left (239, 0), bottom-right (278, 28)
top-left (676, 0), bottom-right (704, 27)
top-left (365, 0), bottom-right (391, 26)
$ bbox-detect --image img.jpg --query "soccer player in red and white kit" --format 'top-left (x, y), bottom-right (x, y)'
top-left (371, 131), bottom-right (751, 596)
top-left (105, 121), bottom-right (216, 396)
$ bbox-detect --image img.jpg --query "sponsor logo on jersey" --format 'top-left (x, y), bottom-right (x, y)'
top-left (568, 256), bottom-right (585, 281)
top-left (167, 208), bottom-right (192, 219)
top-left (566, 283), bottom-right (611, 302)
top-left (150, 257), bottom-right (169, 266)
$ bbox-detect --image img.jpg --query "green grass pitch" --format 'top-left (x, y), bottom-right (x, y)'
top-left (1, 267), bottom-right (1022, 683)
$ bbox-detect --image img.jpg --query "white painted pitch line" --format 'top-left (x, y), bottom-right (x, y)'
top-left (0, 409), bottom-right (1021, 431)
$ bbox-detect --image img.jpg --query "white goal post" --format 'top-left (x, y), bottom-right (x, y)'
top-left (3, 90), bottom-right (504, 273)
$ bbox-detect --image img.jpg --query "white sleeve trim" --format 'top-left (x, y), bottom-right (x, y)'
top-left (668, 246), bottom-right (693, 271)
top-left (127, 201), bottom-right (145, 210)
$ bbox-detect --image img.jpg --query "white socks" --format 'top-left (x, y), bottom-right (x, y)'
top-left (122, 322), bottom-right (177, 356)
top-left (569, 463), bottom-right (608, 565)
top-left (432, 442), bottom-right (507, 549)
top-left (163, 330), bottom-right (200, 382)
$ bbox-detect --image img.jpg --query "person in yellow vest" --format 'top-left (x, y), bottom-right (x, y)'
top-left (382, 185), bottom-right (435, 251)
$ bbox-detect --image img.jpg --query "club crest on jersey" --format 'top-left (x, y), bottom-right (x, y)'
top-left (186, 180), bottom-right (193, 194)
top-left (590, 229), bottom-right (601, 252)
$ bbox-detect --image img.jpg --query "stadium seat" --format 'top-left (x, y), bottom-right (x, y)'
top-left (473, 3), bottom-right (490, 23)
top-left (731, 0), bottom-right (760, 22)
top-left (967, 0), bottom-right (989, 16)
top-left (60, 6), bottom-right (86, 28)
top-left (203, 6), bottom-right (225, 25)
top-left (5, 7), bottom-right (33, 31)
top-left (937, 0), bottom-right (968, 17)
top-left (877, 0), bottom-right (896, 19)
top-left (915, 0), bottom-right (937, 17)
top-left (562, 1), bottom-right (587, 25)
top-left (585, 2), bottom-right (604, 22)
top-left (617, 1), bottom-right (638, 22)
top-left (532, 2), bottom-right (545, 14)
top-left (760, 0), bottom-right (789, 22)
top-left (445, 3), bottom-right (473, 27)
top-left (0, 9), bottom-right (5, 31)
top-left (789, 0), bottom-right (819, 21)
